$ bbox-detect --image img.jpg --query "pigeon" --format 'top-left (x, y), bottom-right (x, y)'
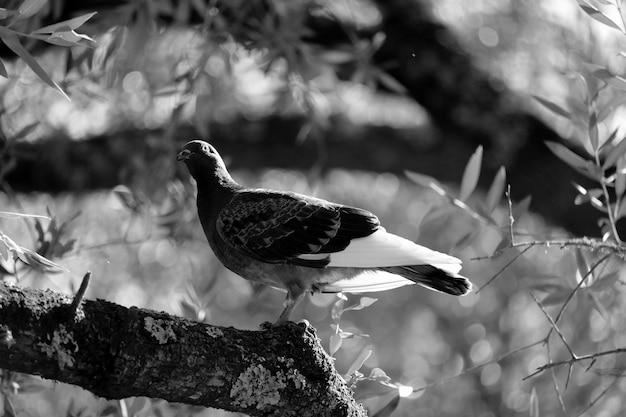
top-left (177, 140), bottom-right (472, 323)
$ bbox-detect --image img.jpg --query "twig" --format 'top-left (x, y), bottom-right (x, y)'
top-left (547, 342), bottom-right (567, 416)
top-left (412, 339), bottom-right (543, 393)
top-left (523, 347), bottom-right (626, 380)
top-left (506, 185), bottom-right (515, 245)
top-left (553, 254), bottom-right (610, 325)
top-left (528, 291), bottom-right (576, 360)
top-left (69, 271), bottom-right (91, 315)
top-left (476, 246), bottom-right (532, 293)
top-left (594, 150), bottom-right (622, 244)
top-left (574, 377), bottom-right (619, 417)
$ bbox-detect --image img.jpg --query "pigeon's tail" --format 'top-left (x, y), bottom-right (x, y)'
top-left (380, 265), bottom-right (472, 296)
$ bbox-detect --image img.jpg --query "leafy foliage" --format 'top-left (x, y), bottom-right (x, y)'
top-left (0, 0), bottom-right (95, 100)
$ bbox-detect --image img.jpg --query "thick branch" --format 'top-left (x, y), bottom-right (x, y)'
top-left (0, 282), bottom-right (365, 417)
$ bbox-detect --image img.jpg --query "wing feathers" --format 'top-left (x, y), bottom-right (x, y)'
top-left (217, 191), bottom-right (379, 266)
top-left (323, 228), bottom-right (462, 270)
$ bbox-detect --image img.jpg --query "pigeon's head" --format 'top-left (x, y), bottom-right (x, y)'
top-left (177, 140), bottom-right (233, 184)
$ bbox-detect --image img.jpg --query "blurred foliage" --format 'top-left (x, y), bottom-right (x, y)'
top-left (2, 0), bottom-right (626, 416)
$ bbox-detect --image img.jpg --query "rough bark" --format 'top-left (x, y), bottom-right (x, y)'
top-left (0, 282), bottom-right (366, 417)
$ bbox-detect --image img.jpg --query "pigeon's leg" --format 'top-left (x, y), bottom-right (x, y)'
top-left (275, 289), bottom-right (305, 324)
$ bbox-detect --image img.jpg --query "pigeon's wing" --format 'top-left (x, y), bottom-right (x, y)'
top-left (216, 190), bottom-right (379, 267)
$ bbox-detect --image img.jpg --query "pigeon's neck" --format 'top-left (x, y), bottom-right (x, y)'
top-left (194, 167), bottom-right (240, 217)
top-left (195, 169), bottom-right (241, 197)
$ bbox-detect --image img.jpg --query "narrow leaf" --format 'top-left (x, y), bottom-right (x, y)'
top-left (33, 30), bottom-right (95, 47)
top-left (486, 166), bottom-right (506, 213)
top-left (0, 28), bottom-right (69, 101)
top-left (331, 297), bottom-right (345, 322)
top-left (460, 146), bottom-right (483, 201)
top-left (0, 231), bottom-right (23, 255)
top-left (343, 297), bottom-right (377, 312)
top-left (0, 239), bottom-right (8, 261)
top-left (32, 12), bottom-right (97, 34)
top-left (345, 349), bottom-right (372, 377)
top-left (589, 108), bottom-right (599, 150)
top-left (532, 96), bottom-right (571, 119)
top-left (575, 248), bottom-right (592, 287)
top-left (512, 195), bottom-right (532, 221)
top-left (589, 270), bottom-right (620, 291)
top-left (617, 156), bottom-right (626, 198)
top-left (377, 71), bottom-right (407, 94)
top-left (404, 170), bottom-right (448, 197)
top-left (603, 137), bottom-right (626, 169)
top-left (0, 58), bottom-right (7, 78)
top-left (578, 1), bottom-right (624, 31)
top-left (18, 247), bottom-right (67, 272)
top-left (329, 333), bottom-right (343, 356)
top-left (12, 0), bottom-right (47, 23)
top-left (530, 387), bottom-right (540, 417)
top-left (541, 288), bottom-right (571, 306)
top-left (545, 141), bottom-right (589, 171)
top-left (0, 211), bottom-right (49, 220)
top-left (373, 395), bottom-right (401, 417)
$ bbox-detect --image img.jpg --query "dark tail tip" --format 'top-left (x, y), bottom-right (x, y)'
top-left (381, 265), bottom-right (472, 295)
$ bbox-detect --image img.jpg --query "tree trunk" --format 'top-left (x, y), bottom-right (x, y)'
top-left (0, 282), bottom-right (365, 417)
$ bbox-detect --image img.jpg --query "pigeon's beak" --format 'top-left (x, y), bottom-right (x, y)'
top-left (177, 149), bottom-right (192, 161)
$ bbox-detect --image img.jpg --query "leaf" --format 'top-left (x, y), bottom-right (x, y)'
top-left (17, 247), bottom-right (67, 272)
top-left (319, 50), bottom-right (355, 64)
top-left (404, 170), bottom-right (448, 198)
top-left (545, 141), bottom-right (600, 180)
top-left (530, 387), bottom-right (540, 417)
top-left (575, 248), bottom-right (592, 287)
top-left (331, 297), bottom-right (345, 322)
top-left (577, 1), bottom-right (624, 31)
top-left (343, 297), bottom-right (377, 312)
top-left (588, 291), bottom-right (609, 318)
top-left (0, 231), bottom-right (23, 259)
top-left (589, 270), bottom-right (620, 291)
top-left (617, 156), bottom-right (626, 198)
top-left (0, 28), bottom-right (70, 101)
top-left (541, 288), bottom-right (571, 306)
top-left (32, 12), bottom-right (98, 34)
top-left (528, 274), bottom-right (566, 293)
top-left (33, 30), bottom-right (95, 47)
top-left (532, 96), bottom-right (571, 119)
top-left (128, 397), bottom-right (150, 416)
top-left (0, 211), bottom-right (49, 220)
top-left (512, 195), bottom-right (532, 221)
top-left (589, 108), bottom-right (599, 150)
top-left (373, 394), bottom-right (401, 417)
top-left (376, 71), bottom-right (407, 94)
top-left (572, 183), bottom-right (603, 206)
top-left (0, 58), bottom-right (7, 78)
top-left (460, 146), bottom-right (483, 201)
top-left (368, 368), bottom-right (391, 383)
top-left (603, 137), bottom-right (626, 169)
top-left (486, 166), bottom-right (506, 213)
top-left (593, 367), bottom-right (626, 377)
top-left (329, 333), bottom-right (342, 356)
top-left (345, 349), bottom-right (372, 376)
top-left (12, 0), bottom-right (48, 23)
top-left (0, 238), bottom-right (8, 261)
top-left (616, 193), bottom-right (626, 220)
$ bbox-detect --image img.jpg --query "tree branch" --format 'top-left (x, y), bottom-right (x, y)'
top-left (0, 282), bottom-right (365, 417)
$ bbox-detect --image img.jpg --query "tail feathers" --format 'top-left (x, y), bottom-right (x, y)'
top-left (381, 265), bottom-right (472, 296)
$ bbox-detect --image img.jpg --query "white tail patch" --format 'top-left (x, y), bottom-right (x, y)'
top-left (317, 228), bottom-right (462, 272)
top-left (321, 270), bottom-right (415, 293)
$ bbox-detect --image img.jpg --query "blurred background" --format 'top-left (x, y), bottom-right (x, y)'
top-left (2, 0), bottom-right (626, 416)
